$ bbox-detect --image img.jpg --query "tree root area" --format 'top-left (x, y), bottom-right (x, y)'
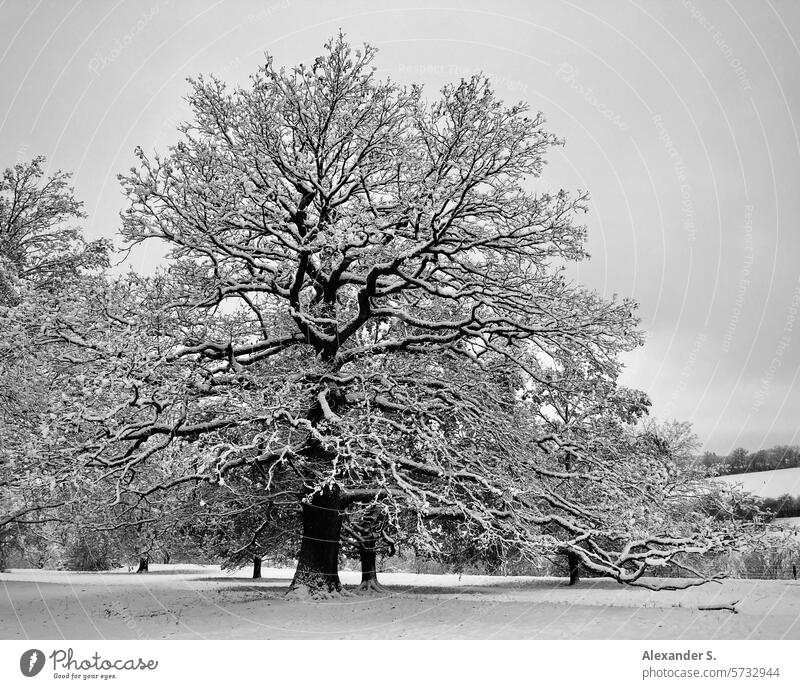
top-left (285, 584), bottom-right (357, 601)
top-left (356, 579), bottom-right (390, 595)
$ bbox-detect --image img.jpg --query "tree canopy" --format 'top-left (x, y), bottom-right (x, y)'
top-left (0, 36), bottom-right (754, 593)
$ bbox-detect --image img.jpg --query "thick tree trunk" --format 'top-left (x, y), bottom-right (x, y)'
top-left (252, 555), bottom-right (262, 579)
top-left (163, 551), bottom-right (170, 565)
top-left (136, 556), bottom-right (149, 574)
top-left (357, 538), bottom-right (386, 593)
top-left (288, 487), bottom-right (344, 598)
top-left (567, 551), bottom-right (580, 586)
top-left (359, 541), bottom-right (377, 584)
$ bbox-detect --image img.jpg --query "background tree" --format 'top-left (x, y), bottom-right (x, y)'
top-left (0, 156), bottom-right (109, 561)
top-left (0, 156), bottom-right (109, 304)
top-left (727, 447), bottom-right (750, 474)
top-left (703, 445), bottom-right (800, 476)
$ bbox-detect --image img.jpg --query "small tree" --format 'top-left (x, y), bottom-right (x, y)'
top-left (727, 447), bottom-right (750, 474)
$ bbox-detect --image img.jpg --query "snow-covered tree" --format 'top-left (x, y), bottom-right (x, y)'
top-left (0, 156), bottom-right (109, 304)
top-left (0, 156), bottom-right (109, 551)
top-left (7, 36), bottom-right (750, 595)
top-left (110, 35), bottom-right (642, 594)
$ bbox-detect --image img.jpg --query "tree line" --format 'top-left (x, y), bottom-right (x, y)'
top-left (761, 495), bottom-right (800, 520)
top-left (700, 446), bottom-right (800, 476)
top-left (730, 495), bottom-right (800, 521)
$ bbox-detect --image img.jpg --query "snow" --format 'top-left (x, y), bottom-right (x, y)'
top-left (717, 467), bottom-right (800, 498)
top-left (774, 516), bottom-right (800, 527)
top-left (2, 565), bottom-right (799, 639)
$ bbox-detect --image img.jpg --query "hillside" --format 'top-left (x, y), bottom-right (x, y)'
top-left (716, 467), bottom-right (800, 499)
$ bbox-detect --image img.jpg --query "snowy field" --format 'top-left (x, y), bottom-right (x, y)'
top-left (717, 467), bottom-right (800, 498)
top-left (774, 516), bottom-right (800, 528)
top-left (2, 565), bottom-right (799, 640)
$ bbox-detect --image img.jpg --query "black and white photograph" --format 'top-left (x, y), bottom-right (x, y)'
top-left (1, 0), bottom-right (800, 684)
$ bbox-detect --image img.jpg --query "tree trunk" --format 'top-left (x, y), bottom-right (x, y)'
top-left (567, 551), bottom-right (580, 586)
top-left (252, 555), bottom-right (262, 579)
top-left (288, 487), bottom-right (344, 598)
top-left (163, 551), bottom-right (170, 565)
top-left (136, 556), bottom-right (149, 574)
top-left (357, 537), bottom-right (386, 593)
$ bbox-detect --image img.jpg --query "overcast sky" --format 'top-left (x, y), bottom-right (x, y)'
top-left (1, 0), bottom-right (799, 454)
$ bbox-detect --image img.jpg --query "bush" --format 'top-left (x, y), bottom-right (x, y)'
top-left (63, 533), bottom-right (113, 571)
top-left (0, 526), bottom-right (18, 572)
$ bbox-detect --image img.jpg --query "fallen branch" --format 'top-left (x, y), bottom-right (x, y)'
top-left (697, 600), bottom-right (739, 614)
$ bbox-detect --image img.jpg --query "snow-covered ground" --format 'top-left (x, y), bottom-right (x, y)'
top-left (774, 516), bottom-right (800, 528)
top-left (2, 565), bottom-right (799, 639)
top-left (717, 466), bottom-right (800, 498)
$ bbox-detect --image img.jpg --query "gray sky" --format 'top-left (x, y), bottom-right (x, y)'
top-left (2, 0), bottom-right (799, 454)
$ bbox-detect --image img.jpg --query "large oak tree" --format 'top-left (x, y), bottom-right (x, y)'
top-left (116, 35), bottom-right (642, 594)
top-left (7, 37), bottom-right (748, 593)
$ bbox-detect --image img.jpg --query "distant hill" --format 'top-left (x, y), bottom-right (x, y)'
top-left (716, 466), bottom-right (800, 499)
